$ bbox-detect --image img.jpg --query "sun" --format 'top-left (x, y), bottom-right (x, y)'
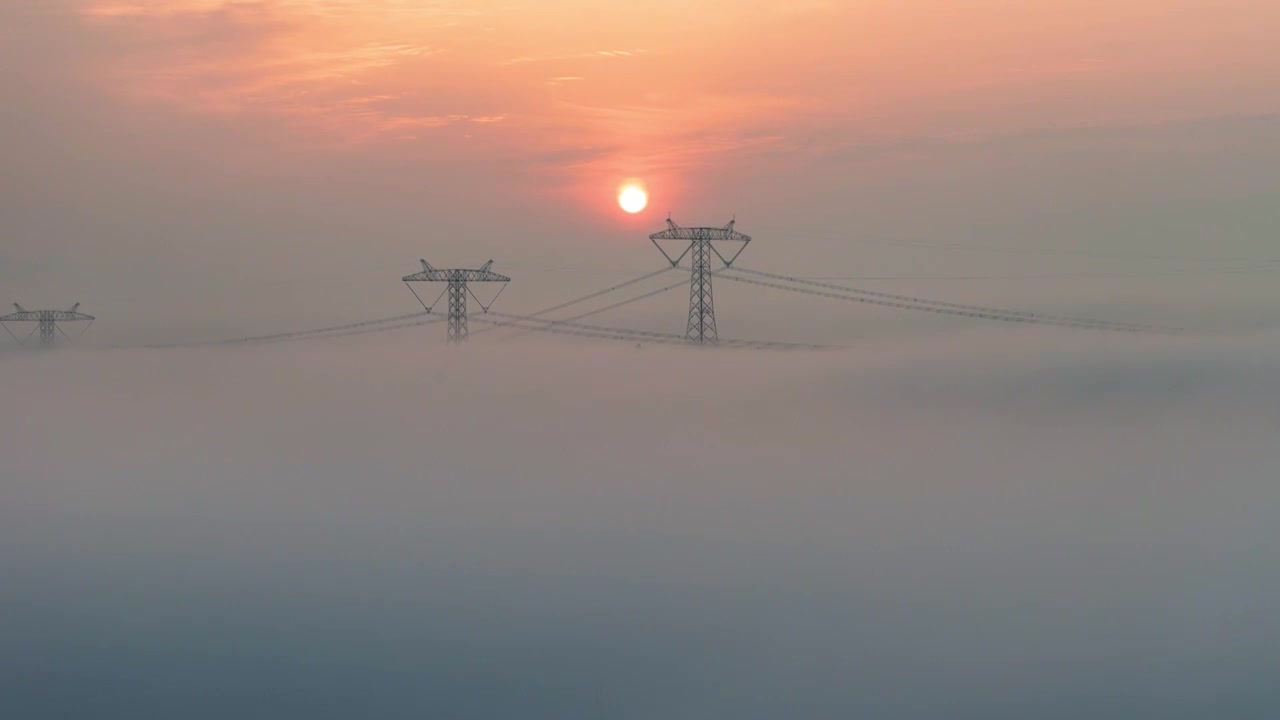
top-left (618, 183), bottom-right (648, 213)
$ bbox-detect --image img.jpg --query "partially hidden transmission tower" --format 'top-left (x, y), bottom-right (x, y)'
top-left (402, 260), bottom-right (511, 343)
top-left (0, 304), bottom-right (95, 347)
top-left (650, 218), bottom-right (752, 344)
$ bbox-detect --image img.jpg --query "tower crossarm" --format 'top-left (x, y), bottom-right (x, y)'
top-left (0, 310), bottom-right (95, 322)
top-left (649, 218), bottom-right (752, 269)
top-left (648, 218), bottom-right (752, 244)
top-left (401, 259), bottom-right (510, 344)
top-left (648, 218), bottom-right (754, 344)
top-left (2, 305), bottom-right (95, 347)
top-left (402, 260), bottom-right (511, 283)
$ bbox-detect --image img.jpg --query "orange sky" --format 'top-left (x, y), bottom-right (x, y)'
top-left (74, 0), bottom-right (1280, 213)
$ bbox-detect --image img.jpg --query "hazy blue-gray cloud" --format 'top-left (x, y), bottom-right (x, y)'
top-left (2, 332), bottom-right (1278, 718)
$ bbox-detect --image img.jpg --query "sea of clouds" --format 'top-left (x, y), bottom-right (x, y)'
top-left (3, 327), bottom-right (1278, 718)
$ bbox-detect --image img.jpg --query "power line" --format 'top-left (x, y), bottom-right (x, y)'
top-left (477, 312), bottom-right (830, 350)
top-left (133, 311), bottom-right (434, 349)
top-left (294, 315), bottom-right (446, 342)
top-left (731, 266), bottom-right (1159, 332)
top-left (526, 266), bottom-right (675, 317)
top-left (558, 275), bottom-right (694, 324)
top-left (805, 234), bottom-right (1280, 265)
top-left (472, 266), bottom-right (674, 338)
top-left (718, 272), bottom-right (1181, 334)
top-left (499, 272), bottom-right (694, 340)
top-left (784, 265), bottom-right (1280, 281)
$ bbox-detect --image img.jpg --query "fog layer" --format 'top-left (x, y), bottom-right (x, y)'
top-left (3, 331), bottom-right (1279, 718)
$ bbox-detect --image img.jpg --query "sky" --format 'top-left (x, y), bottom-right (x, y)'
top-left (3, 3), bottom-right (1280, 717)
top-left (2, 1), bottom-right (1279, 343)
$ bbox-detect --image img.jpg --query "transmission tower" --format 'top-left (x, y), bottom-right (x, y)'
top-left (402, 259), bottom-right (511, 343)
top-left (0, 304), bottom-right (95, 347)
top-left (649, 217), bottom-right (752, 344)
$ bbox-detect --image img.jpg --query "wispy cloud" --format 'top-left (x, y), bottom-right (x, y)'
top-left (77, 0), bottom-right (490, 138)
top-left (502, 50), bottom-right (645, 66)
top-left (949, 58), bottom-right (1105, 92)
top-left (68, 0), bottom-right (1274, 184)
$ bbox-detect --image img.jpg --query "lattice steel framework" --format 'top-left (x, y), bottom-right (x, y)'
top-left (687, 238), bottom-right (716, 343)
top-left (649, 218), bottom-right (752, 344)
top-left (0, 304), bottom-right (95, 347)
top-left (402, 260), bottom-right (510, 343)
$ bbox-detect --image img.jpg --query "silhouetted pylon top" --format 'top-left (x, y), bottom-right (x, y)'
top-left (1, 303), bottom-right (95, 322)
top-left (402, 259), bottom-right (511, 283)
top-left (649, 218), bottom-right (752, 268)
top-left (401, 259), bottom-right (511, 344)
top-left (649, 218), bottom-right (752, 243)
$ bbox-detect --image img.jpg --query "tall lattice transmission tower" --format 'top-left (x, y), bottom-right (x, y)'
top-left (1, 304), bottom-right (95, 347)
top-left (402, 259), bottom-right (511, 343)
top-left (650, 218), bottom-right (752, 344)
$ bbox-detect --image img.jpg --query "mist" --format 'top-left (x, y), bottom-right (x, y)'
top-left (3, 330), bottom-right (1279, 718)
top-left (4, 1), bottom-right (1280, 716)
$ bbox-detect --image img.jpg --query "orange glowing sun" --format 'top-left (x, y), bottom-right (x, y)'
top-left (618, 183), bottom-right (648, 213)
